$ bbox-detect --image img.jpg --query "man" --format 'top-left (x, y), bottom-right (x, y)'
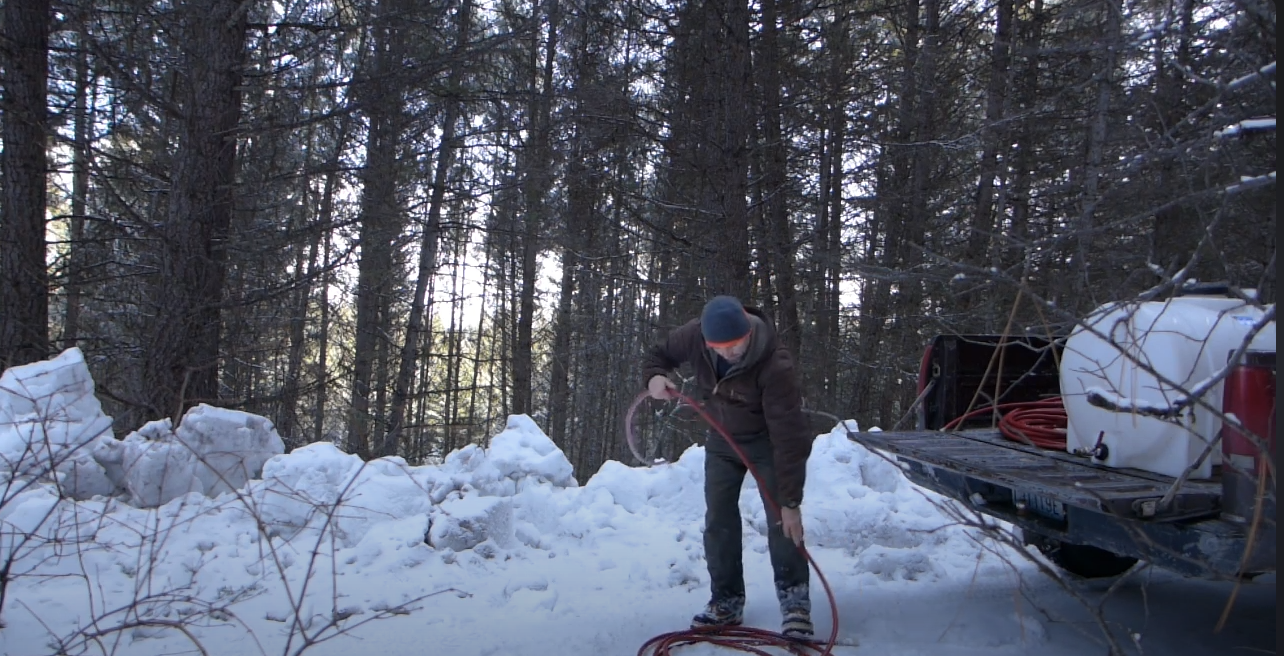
top-left (641, 295), bottom-right (815, 638)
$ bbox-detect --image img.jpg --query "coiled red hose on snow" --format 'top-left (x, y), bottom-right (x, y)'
top-left (626, 390), bottom-right (840, 656)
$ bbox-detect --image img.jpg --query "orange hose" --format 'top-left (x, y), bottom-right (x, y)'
top-left (639, 625), bottom-right (835, 655)
top-left (628, 390), bottom-right (840, 656)
top-left (942, 398), bottom-right (1067, 450)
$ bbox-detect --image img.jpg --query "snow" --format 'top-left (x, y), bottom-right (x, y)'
top-left (0, 348), bottom-right (115, 499)
top-left (0, 349), bottom-right (1273, 655)
top-left (2, 350), bottom-right (284, 510)
top-left (1225, 170), bottom-right (1277, 194)
top-left (1225, 61), bottom-right (1276, 91)
top-left (1215, 117), bottom-right (1276, 138)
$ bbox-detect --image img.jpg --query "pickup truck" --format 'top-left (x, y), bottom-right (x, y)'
top-left (846, 310), bottom-right (1276, 580)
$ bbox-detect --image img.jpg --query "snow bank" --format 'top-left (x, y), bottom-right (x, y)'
top-left (2, 350), bottom-right (984, 580)
top-left (100, 404), bottom-right (286, 507)
top-left (0, 349), bottom-right (1021, 656)
top-left (0, 348), bottom-right (115, 499)
top-left (243, 415), bottom-right (578, 551)
top-left (805, 423), bottom-right (991, 582)
top-left (0, 351), bottom-right (283, 507)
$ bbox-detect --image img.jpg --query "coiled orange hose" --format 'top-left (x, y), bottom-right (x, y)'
top-left (626, 390), bottom-right (841, 656)
top-left (942, 398), bottom-right (1068, 450)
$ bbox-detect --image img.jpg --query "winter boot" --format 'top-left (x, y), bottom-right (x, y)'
top-left (690, 596), bottom-right (745, 628)
top-left (777, 583), bottom-right (813, 638)
top-left (781, 606), bottom-right (814, 638)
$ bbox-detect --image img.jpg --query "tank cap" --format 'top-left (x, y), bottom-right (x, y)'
top-left (1234, 350), bottom-right (1277, 369)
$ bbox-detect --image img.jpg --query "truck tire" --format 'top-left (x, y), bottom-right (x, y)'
top-left (1025, 532), bottom-right (1139, 578)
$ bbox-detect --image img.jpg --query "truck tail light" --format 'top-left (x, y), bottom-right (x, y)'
top-left (915, 342), bottom-right (934, 430)
top-left (916, 342), bottom-right (934, 398)
top-left (1220, 351), bottom-right (1276, 523)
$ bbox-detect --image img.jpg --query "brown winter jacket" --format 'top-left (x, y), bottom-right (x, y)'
top-left (640, 306), bottom-right (814, 506)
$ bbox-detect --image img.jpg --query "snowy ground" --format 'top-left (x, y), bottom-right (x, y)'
top-left (0, 350), bottom-right (1274, 656)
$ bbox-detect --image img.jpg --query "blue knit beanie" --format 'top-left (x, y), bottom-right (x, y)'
top-left (701, 295), bottom-right (751, 345)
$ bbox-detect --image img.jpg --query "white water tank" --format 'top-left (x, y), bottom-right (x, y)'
top-left (1060, 295), bottom-right (1276, 479)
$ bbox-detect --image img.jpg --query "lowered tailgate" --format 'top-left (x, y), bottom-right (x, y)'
top-left (847, 428), bottom-right (1222, 522)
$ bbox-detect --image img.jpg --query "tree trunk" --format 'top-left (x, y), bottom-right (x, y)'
top-left (62, 19), bottom-right (92, 352)
top-left (0, 0), bottom-right (51, 369)
top-left (709, 0), bottom-right (754, 297)
top-left (141, 0), bottom-right (249, 422)
top-left (548, 10), bottom-right (588, 454)
top-left (513, 0), bottom-right (559, 418)
top-left (548, 241), bottom-right (576, 449)
top-left (887, 0), bottom-right (938, 423)
top-left (856, 0), bottom-right (921, 427)
top-left (1149, 0), bottom-right (1200, 278)
top-left (314, 231), bottom-right (334, 444)
top-left (1070, 0), bottom-right (1121, 299)
top-left (1003, 0), bottom-right (1046, 279)
top-left (758, 0), bottom-right (802, 357)
top-left (810, 8), bottom-right (849, 411)
top-left (348, 0), bottom-right (409, 458)
top-left (385, 0), bottom-right (473, 456)
top-left (963, 0), bottom-right (1013, 330)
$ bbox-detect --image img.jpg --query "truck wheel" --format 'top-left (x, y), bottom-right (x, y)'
top-left (1025, 532), bottom-right (1138, 578)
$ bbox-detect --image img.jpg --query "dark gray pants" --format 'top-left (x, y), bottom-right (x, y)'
top-left (703, 433), bottom-right (810, 604)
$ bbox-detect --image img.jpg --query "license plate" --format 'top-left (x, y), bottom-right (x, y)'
top-left (1014, 490), bottom-right (1066, 521)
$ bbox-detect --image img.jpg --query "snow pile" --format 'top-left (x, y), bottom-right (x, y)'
top-left (804, 422), bottom-right (986, 582)
top-left (0, 350), bottom-right (1040, 656)
top-left (484, 414), bottom-right (577, 488)
top-left (0, 348), bottom-right (115, 498)
top-left (0, 349), bottom-right (285, 507)
top-left (0, 352), bottom-right (988, 581)
top-left (249, 443), bottom-right (435, 548)
top-left (94, 404), bottom-right (285, 507)
top-left (244, 415), bottom-right (578, 552)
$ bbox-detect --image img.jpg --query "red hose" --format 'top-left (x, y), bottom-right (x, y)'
top-left (627, 390), bottom-right (840, 656)
top-left (942, 397), bottom-right (1068, 450)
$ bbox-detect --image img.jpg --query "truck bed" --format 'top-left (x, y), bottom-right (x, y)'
top-left (878, 332), bottom-right (1274, 579)
top-left (847, 428), bottom-right (1222, 522)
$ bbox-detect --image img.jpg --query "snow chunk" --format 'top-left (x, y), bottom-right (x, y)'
top-left (428, 494), bottom-right (515, 552)
top-left (116, 423), bottom-right (206, 508)
top-left (0, 348), bottom-right (115, 499)
top-left (485, 415), bottom-right (576, 488)
top-left (108, 405), bottom-right (285, 508)
top-left (171, 404), bottom-right (284, 496)
top-left (250, 443), bottom-right (433, 548)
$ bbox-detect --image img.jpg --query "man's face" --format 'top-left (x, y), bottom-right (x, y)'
top-left (709, 334), bottom-right (750, 363)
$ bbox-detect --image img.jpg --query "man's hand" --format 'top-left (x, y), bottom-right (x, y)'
top-left (648, 375), bottom-right (677, 400)
top-left (780, 506), bottom-right (804, 547)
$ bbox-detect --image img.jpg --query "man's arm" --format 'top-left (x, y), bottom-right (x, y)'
top-left (762, 349), bottom-right (812, 546)
top-left (760, 348), bottom-right (814, 508)
top-left (639, 319), bottom-right (702, 390)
